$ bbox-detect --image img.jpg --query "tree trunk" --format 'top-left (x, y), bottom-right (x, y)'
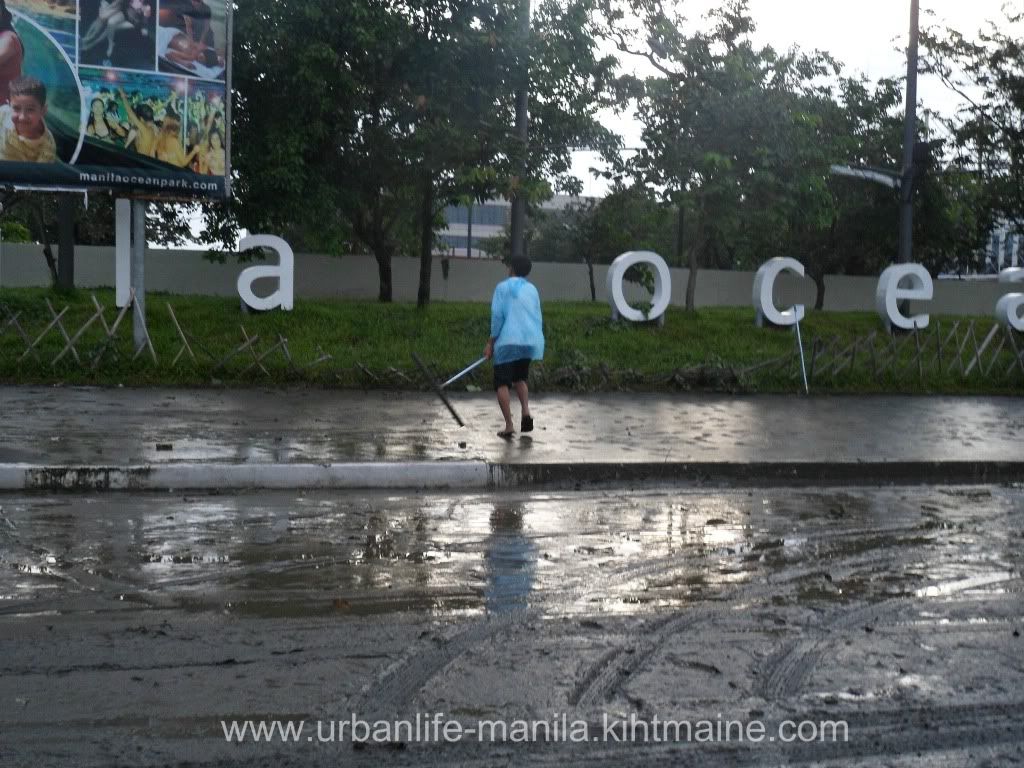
top-left (674, 203), bottom-right (685, 266)
top-left (685, 245), bottom-right (698, 312)
top-left (416, 172), bottom-right (434, 308)
top-left (32, 202), bottom-right (58, 287)
top-left (811, 270), bottom-right (826, 311)
top-left (374, 245), bottom-right (393, 303)
top-left (685, 210), bottom-right (702, 312)
top-left (585, 256), bottom-right (596, 301)
top-left (57, 195), bottom-right (75, 292)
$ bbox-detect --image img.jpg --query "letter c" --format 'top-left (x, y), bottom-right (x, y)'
top-left (753, 257), bottom-right (806, 327)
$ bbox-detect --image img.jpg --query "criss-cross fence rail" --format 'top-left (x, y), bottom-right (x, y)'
top-left (1, 295), bottom-right (1022, 390)
top-left (1, 292), bottom-right (147, 370)
top-left (0, 295), bottom-right (338, 381)
top-left (747, 320), bottom-right (1024, 388)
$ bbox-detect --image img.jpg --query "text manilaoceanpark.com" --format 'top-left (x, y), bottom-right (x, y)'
top-left (78, 171), bottom-right (221, 193)
top-left (222, 713), bottom-right (849, 746)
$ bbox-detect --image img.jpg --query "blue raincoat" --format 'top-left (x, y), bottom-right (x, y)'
top-left (490, 277), bottom-right (545, 365)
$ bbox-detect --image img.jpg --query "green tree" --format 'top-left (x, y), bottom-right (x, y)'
top-left (606, 0), bottom-right (839, 309)
top-left (408, 0), bottom-right (622, 306)
top-left (218, 0), bottom-right (618, 305)
top-left (216, 0), bottom-right (413, 301)
top-left (922, 7), bottom-right (1024, 269)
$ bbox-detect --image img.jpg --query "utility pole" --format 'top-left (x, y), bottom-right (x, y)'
top-left (508, 0), bottom-right (530, 262)
top-left (898, 0), bottom-right (920, 263)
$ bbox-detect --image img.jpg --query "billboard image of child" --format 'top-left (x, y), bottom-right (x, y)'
top-left (0, 74), bottom-right (56, 161)
top-left (0, 3), bottom-right (81, 167)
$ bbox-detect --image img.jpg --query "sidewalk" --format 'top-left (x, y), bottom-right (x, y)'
top-left (1, 386), bottom-right (1022, 489)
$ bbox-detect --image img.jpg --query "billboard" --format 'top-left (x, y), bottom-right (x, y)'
top-left (0, 0), bottom-right (230, 198)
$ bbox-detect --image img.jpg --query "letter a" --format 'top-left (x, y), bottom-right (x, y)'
top-left (237, 235), bottom-right (295, 311)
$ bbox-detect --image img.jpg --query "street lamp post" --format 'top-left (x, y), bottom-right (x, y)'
top-left (898, 0), bottom-right (921, 264)
top-left (508, 0), bottom-right (530, 262)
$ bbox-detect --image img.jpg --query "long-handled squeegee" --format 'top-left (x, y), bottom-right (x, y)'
top-left (412, 353), bottom-right (488, 427)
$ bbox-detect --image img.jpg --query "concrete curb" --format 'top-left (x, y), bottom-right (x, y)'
top-left (0, 462), bottom-right (492, 492)
top-left (490, 461), bottom-right (1024, 488)
top-left (1, 461), bottom-right (1023, 492)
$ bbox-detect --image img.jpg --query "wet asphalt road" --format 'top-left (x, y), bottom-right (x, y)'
top-left (1, 486), bottom-right (1022, 767)
top-left (3, 387), bottom-right (1024, 466)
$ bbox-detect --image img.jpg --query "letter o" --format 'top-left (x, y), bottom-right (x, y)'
top-left (606, 251), bottom-right (672, 323)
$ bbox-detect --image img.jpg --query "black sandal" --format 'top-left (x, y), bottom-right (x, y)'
top-left (521, 415), bottom-right (534, 433)
top-left (497, 430), bottom-right (515, 440)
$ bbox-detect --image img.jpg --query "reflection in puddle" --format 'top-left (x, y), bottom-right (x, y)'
top-left (0, 487), bottom-right (1020, 622)
top-left (485, 501), bottom-right (535, 614)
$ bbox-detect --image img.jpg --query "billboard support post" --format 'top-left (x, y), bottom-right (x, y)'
top-left (131, 199), bottom-right (146, 354)
top-left (115, 199), bottom-right (131, 308)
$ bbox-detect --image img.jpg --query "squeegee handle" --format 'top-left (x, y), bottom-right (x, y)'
top-left (442, 357), bottom-right (489, 389)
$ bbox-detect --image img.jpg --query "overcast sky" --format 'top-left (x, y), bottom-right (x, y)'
top-left (571, 0), bottom-right (1012, 196)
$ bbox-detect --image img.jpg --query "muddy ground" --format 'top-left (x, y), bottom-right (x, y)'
top-left (1, 486), bottom-right (1022, 766)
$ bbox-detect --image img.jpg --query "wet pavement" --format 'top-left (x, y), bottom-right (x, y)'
top-left (1, 485), bottom-right (1022, 766)
top-left (1, 386), bottom-right (1023, 467)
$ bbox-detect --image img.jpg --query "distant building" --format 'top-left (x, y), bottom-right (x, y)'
top-left (437, 195), bottom-right (592, 259)
top-left (438, 201), bottom-right (509, 259)
top-left (985, 222), bottom-right (1022, 273)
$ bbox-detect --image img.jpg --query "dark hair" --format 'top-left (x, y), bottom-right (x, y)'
top-left (0, 1), bottom-right (13, 34)
top-left (161, 107), bottom-right (181, 132)
top-left (137, 103), bottom-right (155, 122)
top-left (10, 76), bottom-right (46, 106)
top-left (510, 257), bottom-right (532, 278)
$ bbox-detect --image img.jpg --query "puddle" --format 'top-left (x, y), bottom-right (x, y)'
top-left (0, 487), bottom-right (1020, 621)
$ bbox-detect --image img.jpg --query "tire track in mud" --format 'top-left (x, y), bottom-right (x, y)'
top-left (345, 612), bottom-right (531, 718)
top-left (567, 609), bottom-right (716, 709)
top-left (755, 573), bottom-right (1022, 701)
top-left (343, 504), bottom-right (1017, 721)
top-left (456, 701), bottom-right (1024, 768)
top-left (565, 519), bottom-right (952, 710)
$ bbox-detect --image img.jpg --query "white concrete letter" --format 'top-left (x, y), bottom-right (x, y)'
top-left (237, 235), bottom-right (294, 312)
top-left (752, 257), bottom-right (806, 327)
top-left (876, 264), bottom-right (933, 331)
top-left (606, 251), bottom-right (672, 323)
top-left (995, 267), bottom-right (1024, 331)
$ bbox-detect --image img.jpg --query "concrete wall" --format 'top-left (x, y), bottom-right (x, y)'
top-left (0, 243), bottom-right (1016, 317)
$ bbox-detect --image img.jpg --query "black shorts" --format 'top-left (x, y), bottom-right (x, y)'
top-left (494, 358), bottom-right (531, 390)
